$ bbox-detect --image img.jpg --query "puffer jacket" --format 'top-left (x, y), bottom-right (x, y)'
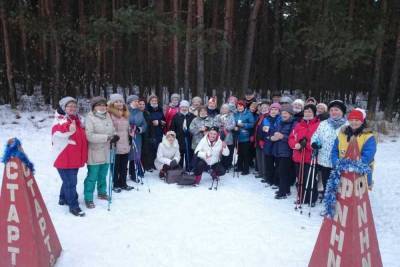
top-left (146, 104), bottom-right (165, 146)
top-left (272, 118), bottom-right (296, 158)
top-left (51, 108), bottom-right (88, 169)
top-left (154, 135), bottom-right (181, 170)
top-left (288, 118), bottom-right (320, 164)
top-left (85, 111), bottom-right (115, 165)
top-left (194, 135), bottom-right (230, 166)
top-left (189, 116), bottom-right (214, 150)
top-left (233, 109), bottom-right (255, 143)
top-left (165, 105), bottom-right (179, 131)
top-left (214, 113), bottom-right (236, 145)
top-left (108, 105), bottom-right (131, 155)
top-left (262, 115), bottom-right (281, 156)
top-left (128, 107), bottom-right (147, 160)
top-left (311, 118), bottom-right (347, 168)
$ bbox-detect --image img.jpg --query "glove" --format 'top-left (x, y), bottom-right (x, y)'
top-left (170, 159), bottom-right (178, 168)
top-left (110, 135), bottom-right (120, 145)
top-left (135, 127), bottom-right (142, 134)
top-left (311, 142), bottom-right (322, 150)
top-left (299, 137), bottom-right (307, 149)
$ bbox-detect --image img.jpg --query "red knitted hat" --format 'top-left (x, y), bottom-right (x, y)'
top-left (348, 109), bottom-right (364, 122)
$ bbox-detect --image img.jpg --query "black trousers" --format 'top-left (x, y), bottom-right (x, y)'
top-left (193, 158), bottom-right (226, 177)
top-left (295, 163), bottom-right (318, 204)
top-left (179, 148), bottom-right (194, 171)
top-left (113, 154), bottom-right (129, 188)
top-left (237, 142), bottom-right (251, 173)
top-left (318, 165), bottom-right (332, 194)
top-left (222, 144), bottom-right (235, 171)
top-left (276, 157), bottom-right (293, 194)
top-left (264, 155), bottom-right (277, 185)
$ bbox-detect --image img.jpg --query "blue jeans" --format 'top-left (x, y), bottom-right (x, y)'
top-left (57, 168), bottom-right (80, 210)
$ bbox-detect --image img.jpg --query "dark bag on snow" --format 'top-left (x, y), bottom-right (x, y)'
top-left (177, 173), bottom-right (196, 186)
top-left (165, 168), bottom-right (183, 184)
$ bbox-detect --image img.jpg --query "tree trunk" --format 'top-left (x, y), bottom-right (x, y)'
top-left (0, 6), bottom-right (17, 108)
top-left (241, 0), bottom-right (262, 91)
top-left (172, 0), bottom-right (179, 91)
top-left (184, 0), bottom-right (193, 93)
top-left (219, 0), bottom-right (233, 89)
top-left (272, 0), bottom-right (283, 91)
top-left (367, 0), bottom-right (387, 119)
top-left (385, 21), bottom-right (400, 120)
top-left (196, 0), bottom-right (205, 96)
top-left (155, 0), bottom-right (164, 90)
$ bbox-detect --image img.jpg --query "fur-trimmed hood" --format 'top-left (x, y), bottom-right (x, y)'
top-left (161, 135), bottom-right (179, 148)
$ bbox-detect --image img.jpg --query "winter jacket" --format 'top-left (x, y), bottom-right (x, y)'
top-left (311, 118), bottom-right (347, 168)
top-left (170, 112), bottom-right (196, 152)
top-left (51, 108), bottom-right (88, 169)
top-left (165, 105), bottom-right (179, 131)
top-left (331, 126), bottom-right (376, 185)
top-left (189, 116), bottom-right (214, 150)
top-left (146, 104), bottom-right (166, 146)
top-left (195, 135), bottom-right (230, 166)
top-left (85, 111), bottom-right (115, 165)
top-left (245, 98), bottom-right (256, 109)
top-left (128, 107), bottom-right (147, 160)
top-left (207, 107), bottom-right (220, 118)
top-left (109, 106), bottom-right (131, 155)
top-left (293, 111), bottom-right (304, 122)
top-left (214, 113), bottom-right (236, 145)
top-left (254, 113), bottom-right (268, 148)
top-left (233, 109), bottom-right (255, 143)
top-left (154, 136), bottom-right (181, 170)
top-left (272, 118), bottom-right (296, 158)
top-left (262, 115), bottom-right (281, 156)
top-left (288, 118), bottom-right (320, 164)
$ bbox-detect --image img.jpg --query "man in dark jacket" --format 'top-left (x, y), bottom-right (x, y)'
top-left (244, 89), bottom-right (257, 109)
top-left (271, 106), bottom-right (296, 198)
top-left (170, 100), bottom-right (196, 171)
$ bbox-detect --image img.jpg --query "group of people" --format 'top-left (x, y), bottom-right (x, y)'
top-left (51, 90), bottom-right (377, 217)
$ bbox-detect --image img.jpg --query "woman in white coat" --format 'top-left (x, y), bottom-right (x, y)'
top-left (193, 126), bottom-right (230, 184)
top-left (154, 131), bottom-right (181, 178)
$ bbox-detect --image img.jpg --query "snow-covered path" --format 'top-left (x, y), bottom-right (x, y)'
top-left (1, 108), bottom-right (399, 267)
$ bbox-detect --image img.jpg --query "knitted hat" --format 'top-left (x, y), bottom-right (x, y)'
top-left (148, 95), bottom-right (158, 103)
top-left (109, 93), bottom-right (125, 104)
top-left (280, 105), bottom-right (294, 115)
top-left (127, 95), bottom-right (139, 104)
top-left (166, 131), bottom-right (176, 138)
top-left (191, 96), bottom-right (202, 104)
top-left (280, 96), bottom-right (293, 104)
top-left (90, 96), bottom-right (107, 111)
top-left (59, 96), bottom-right (77, 111)
top-left (170, 93), bottom-right (181, 101)
top-left (179, 100), bottom-right (190, 108)
top-left (303, 104), bottom-right (317, 116)
top-left (316, 103), bottom-right (328, 112)
top-left (348, 108), bottom-right (366, 122)
top-left (292, 99), bottom-right (305, 108)
top-left (269, 102), bottom-right (281, 111)
top-left (306, 97), bottom-right (317, 104)
top-left (328, 100), bottom-right (346, 115)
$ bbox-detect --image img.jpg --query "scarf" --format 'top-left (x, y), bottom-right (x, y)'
top-left (327, 117), bottom-right (346, 130)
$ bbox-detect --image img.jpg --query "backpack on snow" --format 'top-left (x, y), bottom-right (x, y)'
top-left (177, 172), bottom-right (197, 186)
top-left (165, 168), bottom-right (183, 184)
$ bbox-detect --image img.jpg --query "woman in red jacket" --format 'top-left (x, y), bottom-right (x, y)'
top-left (51, 96), bottom-right (88, 217)
top-left (288, 104), bottom-right (320, 206)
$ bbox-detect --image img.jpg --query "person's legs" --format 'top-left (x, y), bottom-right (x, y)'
top-left (97, 163), bottom-right (109, 196)
top-left (239, 142), bottom-right (250, 174)
top-left (264, 155), bottom-right (275, 185)
top-left (84, 165), bottom-right (100, 202)
top-left (58, 168), bottom-right (80, 210)
top-left (119, 154), bottom-right (130, 188)
top-left (277, 157), bottom-right (292, 196)
top-left (193, 158), bottom-right (208, 184)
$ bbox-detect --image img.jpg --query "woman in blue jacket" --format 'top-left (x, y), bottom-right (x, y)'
top-left (271, 106), bottom-right (296, 198)
top-left (233, 100), bottom-right (255, 175)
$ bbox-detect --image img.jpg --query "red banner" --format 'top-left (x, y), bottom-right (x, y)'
top-left (309, 139), bottom-right (382, 267)
top-left (0, 158), bottom-right (62, 267)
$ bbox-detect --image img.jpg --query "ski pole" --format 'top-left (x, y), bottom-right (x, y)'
top-left (301, 155), bottom-right (315, 214)
top-left (308, 153), bottom-right (318, 217)
top-left (295, 148), bottom-right (305, 211)
top-left (108, 143), bottom-right (116, 211)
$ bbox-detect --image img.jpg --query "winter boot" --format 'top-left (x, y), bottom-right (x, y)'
top-left (98, 194), bottom-right (109, 201)
top-left (85, 201), bottom-right (95, 209)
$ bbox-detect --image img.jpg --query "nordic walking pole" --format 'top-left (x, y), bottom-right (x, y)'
top-left (301, 154), bottom-right (315, 214)
top-left (308, 152), bottom-right (318, 217)
top-left (108, 143), bottom-right (116, 211)
top-left (295, 148), bottom-right (305, 211)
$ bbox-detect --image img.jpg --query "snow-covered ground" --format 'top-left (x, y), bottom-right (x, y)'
top-left (1, 107), bottom-right (399, 267)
